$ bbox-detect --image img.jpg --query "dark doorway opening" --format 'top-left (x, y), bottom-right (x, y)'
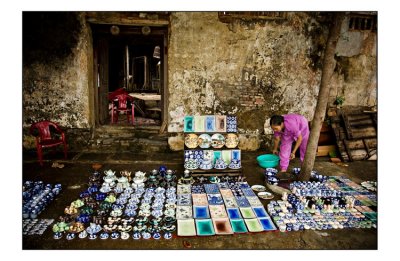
top-left (92, 24), bottom-right (167, 127)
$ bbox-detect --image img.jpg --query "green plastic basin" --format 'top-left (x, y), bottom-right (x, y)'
top-left (257, 154), bottom-right (280, 168)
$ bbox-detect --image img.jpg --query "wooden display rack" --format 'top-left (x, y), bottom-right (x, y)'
top-left (190, 168), bottom-right (242, 177)
top-left (183, 115), bottom-right (242, 177)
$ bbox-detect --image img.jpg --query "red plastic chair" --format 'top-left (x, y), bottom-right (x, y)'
top-left (111, 93), bottom-right (135, 124)
top-left (30, 121), bottom-right (67, 166)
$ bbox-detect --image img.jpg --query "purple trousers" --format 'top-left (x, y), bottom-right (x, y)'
top-left (279, 133), bottom-right (309, 171)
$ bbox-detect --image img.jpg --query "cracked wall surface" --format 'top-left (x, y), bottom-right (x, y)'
top-left (22, 12), bottom-right (376, 151)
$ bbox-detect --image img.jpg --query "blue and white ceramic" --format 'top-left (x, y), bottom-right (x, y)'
top-left (235, 196), bottom-right (251, 208)
top-left (163, 232), bottom-right (172, 239)
top-left (66, 233), bottom-right (75, 240)
top-left (78, 230), bottom-right (88, 239)
top-left (228, 159), bottom-right (241, 169)
top-left (205, 115), bottom-right (216, 132)
top-left (226, 115), bottom-right (237, 133)
top-left (214, 158), bottom-right (228, 169)
top-left (142, 232), bottom-right (151, 240)
top-left (132, 232), bottom-right (141, 240)
top-left (100, 232), bottom-right (109, 240)
top-left (111, 232), bottom-right (120, 239)
top-left (153, 232), bottom-right (161, 240)
top-left (121, 232), bottom-right (130, 240)
top-left (53, 232), bottom-right (63, 240)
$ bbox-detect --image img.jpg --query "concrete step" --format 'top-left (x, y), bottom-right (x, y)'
top-left (86, 125), bottom-right (169, 153)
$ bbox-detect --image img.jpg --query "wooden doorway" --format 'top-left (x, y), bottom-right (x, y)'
top-left (92, 24), bottom-right (168, 128)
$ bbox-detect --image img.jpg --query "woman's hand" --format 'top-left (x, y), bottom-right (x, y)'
top-left (273, 149), bottom-right (279, 155)
top-left (290, 152), bottom-right (296, 160)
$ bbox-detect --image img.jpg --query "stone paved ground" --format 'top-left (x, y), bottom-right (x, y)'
top-left (22, 151), bottom-right (377, 250)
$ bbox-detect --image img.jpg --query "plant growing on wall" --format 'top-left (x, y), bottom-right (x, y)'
top-left (334, 96), bottom-right (345, 107)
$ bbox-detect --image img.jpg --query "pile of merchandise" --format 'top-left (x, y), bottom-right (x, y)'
top-left (176, 180), bottom-right (276, 236)
top-left (23, 181), bottom-right (62, 220)
top-left (53, 166), bottom-right (178, 240)
top-left (267, 170), bottom-right (377, 232)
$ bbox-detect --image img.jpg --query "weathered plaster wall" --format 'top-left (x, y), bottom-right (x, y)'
top-left (23, 12), bottom-right (93, 150)
top-left (167, 12), bottom-right (328, 151)
top-left (331, 15), bottom-right (377, 107)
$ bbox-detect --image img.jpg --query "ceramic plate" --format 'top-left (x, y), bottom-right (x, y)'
top-left (211, 133), bottom-right (225, 149)
top-left (227, 208), bottom-right (242, 219)
top-left (195, 219), bottom-right (215, 236)
top-left (251, 185), bottom-right (266, 192)
top-left (192, 194), bottom-right (208, 206)
top-left (194, 116), bottom-right (206, 133)
top-left (176, 206), bottom-right (193, 219)
top-left (225, 133), bottom-right (239, 148)
top-left (184, 116), bottom-right (194, 133)
top-left (247, 196), bottom-right (263, 207)
top-left (230, 219), bottom-right (248, 233)
top-left (223, 197), bottom-right (238, 208)
top-left (193, 206), bottom-right (210, 219)
top-left (212, 218), bottom-right (233, 235)
top-left (252, 207), bottom-right (269, 218)
top-left (209, 205), bottom-right (228, 218)
top-left (205, 116), bottom-right (216, 133)
top-left (216, 115), bottom-right (227, 132)
top-left (240, 207), bottom-right (256, 219)
top-left (185, 134), bottom-right (199, 149)
top-left (258, 218), bottom-right (277, 231)
top-left (257, 191), bottom-right (274, 200)
top-left (177, 219), bottom-right (196, 236)
top-left (198, 134), bottom-right (212, 149)
top-left (244, 218), bottom-right (264, 232)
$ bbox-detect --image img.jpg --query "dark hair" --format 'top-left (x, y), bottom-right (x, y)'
top-left (270, 115), bottom-right (284, 126)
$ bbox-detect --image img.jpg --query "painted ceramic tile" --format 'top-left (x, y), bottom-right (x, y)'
top-left (193, 205), bottom-right (210, 219)
top-left (177, 194), bottom-right (192, 206)
top-left (177, 184), bottom-right (192, 195)
top-left (216, 115), bottom-right (227, 132)
top-left (192, 193), bottom-right (208, 206)
top-left (191, 185), bottom-right (206, 195)
top-left (212, 218), bottom-right (233, 235)
top-left (176, 205), bottom-right (193, 219)
top-left (193, 150), bottom-right (204, 166)
top-left (204, 184), bottom-right (220, 194)
top-left (247, 196), bottom-right (263, 207)
top-left (252, 207), bottom-right (269, 218)
top-left (207, 194), bottom-right (224, 205)
top-left (177, 219), bottom-right (196, 236)
top-left (194, 115), bottom-right (205, 133)
top-left (218, 182), bottom-right (230, 189)
top-left (227, 208), bottom-right (242, 219)
top-left (240, 207), bottom-right (256, 219)
top-left (220, 189), bottom-right (234, 198)
top-left (235, 196), bottom-right (251, 208)
top-left (213, 150), bottom-right (222, 165)
top-left (205, 115), bottom-right (216, 132)
top-left (226, 115), bottom-right (237, 133)
top-left (223, 197), bottom-right (238, 208)
top-left (184, 116), bottom-right (194, 133)
top-left (222, 150), bottom-right (232, 165)
top-left (244, 218), bottom-right (263, 232)
top-left (230, 219), bottom-right (248, 233)
top-left (195, 219), bottom-right (215, 236)
top-left (184, 150), bottom-right (194, 162)
top-left (241, 188), bottom-right (257, 197)
top-left (203, 150), bottom-right (214, 162)
top-left (238, 182), bottom-right (250, 189)
top-left (258, 218), bottom-right (277, 231)
top-left (231, 149), bottom-right (241, 161)
top-left (209, 205), bottom-right (228, 218)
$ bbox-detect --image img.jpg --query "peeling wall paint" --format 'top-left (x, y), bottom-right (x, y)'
top-left (23, 13), bottom-right (91, 129)
top-left (167, 12), bottom-right (376, 151)
top-left (21, 12), bottom-right (376, 152)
